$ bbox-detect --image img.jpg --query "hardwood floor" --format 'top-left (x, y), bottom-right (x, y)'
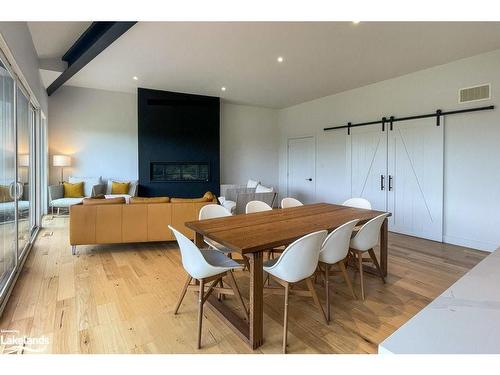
top-left (0, 215), bottom-right (487, 354)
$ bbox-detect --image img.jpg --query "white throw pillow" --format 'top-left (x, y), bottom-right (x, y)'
top-left (69, 176), bottom-right (101, 197)
top-left (247, 179), bottom-right (260, 188)
top-left (255, 184), bottom-right (273, 193)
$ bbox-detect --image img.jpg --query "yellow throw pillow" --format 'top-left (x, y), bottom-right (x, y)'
top-left (63, 182), bottom-right (84, 198)
top-left (0, 185), bottom-right (12, 203)
top-left (111, 181), bottom-right (130, 195)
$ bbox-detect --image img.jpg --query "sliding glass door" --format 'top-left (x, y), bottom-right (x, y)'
top-left (0, 58), bottom-right (16, 298)
top-left (16, 87), bottom-right (33, 258)
top-left (0, 50), bottom-right (40, 307)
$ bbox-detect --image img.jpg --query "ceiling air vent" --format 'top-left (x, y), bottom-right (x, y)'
top-left (459, 84), bottom-right (491, 103)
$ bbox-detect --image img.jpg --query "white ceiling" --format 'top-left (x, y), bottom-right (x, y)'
top-left (31, 22), bottom-right (500, 108)
top-left (28, 22), bottom-right (91, 59)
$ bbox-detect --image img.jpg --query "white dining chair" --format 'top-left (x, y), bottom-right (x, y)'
top-left (199, 204), bottom-right (232, 254)
top-left (245, 200), bottom-right (283, 261)
top-left (263, 230), bottom-right (328, 353)
top-left (245, 200), bottom-right (272, 214)
top-left (349, 213), bottom-right (390, 300)
top-left (317, 219), bottom-right (359, 320)
top-left (342, 197), bottom-right (372, 210)
top-left (281, 197), bottom-right (303, 208)
top-left (169, 225), bottom-right (248, 349)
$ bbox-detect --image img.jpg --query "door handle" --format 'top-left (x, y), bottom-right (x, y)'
top-left (388, 175), bottom-right (393, 191)
top-left (16, 182), bottom-right (24, 200)
top-left (380, 175), bottom-right (385, 190)
top-left (306, 178), bottom-right (312, 182)
top-left (9, 182), bottom-right (16, 199)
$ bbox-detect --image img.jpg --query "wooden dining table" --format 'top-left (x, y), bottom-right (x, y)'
top-left (185, 202), bottom-right (390, 350)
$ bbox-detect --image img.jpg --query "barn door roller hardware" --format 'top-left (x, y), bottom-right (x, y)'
top-left (323, 105), bottom-right (494, 134)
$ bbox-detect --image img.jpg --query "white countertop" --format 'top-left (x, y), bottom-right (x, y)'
top-left (379, 247), bottom-right (500, 354)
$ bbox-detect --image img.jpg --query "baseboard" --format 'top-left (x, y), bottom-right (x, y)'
top-left (443, 235), bottom-right (498, 252)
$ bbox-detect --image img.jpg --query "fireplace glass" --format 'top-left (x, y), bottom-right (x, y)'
top-left (150, 162), bottom-right (209, 182)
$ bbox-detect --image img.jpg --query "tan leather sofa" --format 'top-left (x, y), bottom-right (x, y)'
top-left (69, 199), bottom-right (215, 254)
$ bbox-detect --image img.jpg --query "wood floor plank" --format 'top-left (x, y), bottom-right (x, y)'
top-left (0, 215), bottom-right (488, 354)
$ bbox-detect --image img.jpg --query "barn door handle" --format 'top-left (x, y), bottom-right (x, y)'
top-left (388, 175), bottom-right (393, 191)
top-left (306, 178), bottom-right (312, 181)
top-left (380, 175), bottom-right (385, 190)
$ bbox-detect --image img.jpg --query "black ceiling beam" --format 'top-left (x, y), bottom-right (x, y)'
top-left (47, 21), bottom-right (137, 96)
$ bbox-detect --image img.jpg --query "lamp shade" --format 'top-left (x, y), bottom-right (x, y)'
top-left (53, 155), bottom-right (71, 167)
top-left (18, 154), bottom-right (29, 167)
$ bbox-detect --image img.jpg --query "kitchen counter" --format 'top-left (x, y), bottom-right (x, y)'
top-left (379, 247), bottom-right (500, 354)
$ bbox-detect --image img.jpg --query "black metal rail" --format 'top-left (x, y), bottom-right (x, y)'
top-left (323, 105), bottom-right (495, 134)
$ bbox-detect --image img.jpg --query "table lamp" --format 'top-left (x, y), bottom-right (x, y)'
top-left (19, 154), bottom-right (29, 167)
top-left (18, 154), bottom-right (30, 183)
top-left (53, 155), bottom-right (71, 184)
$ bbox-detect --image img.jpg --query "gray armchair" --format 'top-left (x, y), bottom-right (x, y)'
top-left (219, 181), bottom-right (277, 214)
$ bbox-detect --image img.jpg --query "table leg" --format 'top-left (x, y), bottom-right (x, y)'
top-left (194, 231), bottom-right (205, 248)
top-left (380, 218), bottom-right (388, 277)
top-left (247, 252), bottom-right (264, 349)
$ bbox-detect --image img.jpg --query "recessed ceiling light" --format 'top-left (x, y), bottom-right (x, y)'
top-left (221, 87), bottom-right (226, 91)
top-left (352, 21), bottom-right (360, 24)
top-left (132, 76), bottom-right (138, 80)
top-left (277, 56), bottom-right (284, 63)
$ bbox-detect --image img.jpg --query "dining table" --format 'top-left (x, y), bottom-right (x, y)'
top-left (185, 202), bottom-right (391, 350)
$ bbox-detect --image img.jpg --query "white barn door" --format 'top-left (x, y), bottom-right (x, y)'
top-left (287, 136), bottom-right (315, 204)
top-left (347, 126), bottom-right (387, 211)
top-left (387, 118), bottom-right (443, 241)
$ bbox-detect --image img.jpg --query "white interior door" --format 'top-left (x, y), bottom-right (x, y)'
top-left (387, 118), bottom-right (443, 241)
top-left (287, 137), bottom-right (315, 203)
top-left (347, 126), bottom-right (387, 211)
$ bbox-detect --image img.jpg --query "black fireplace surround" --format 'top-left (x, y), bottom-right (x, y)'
top-left (138, 88), bottom-right (220, 197)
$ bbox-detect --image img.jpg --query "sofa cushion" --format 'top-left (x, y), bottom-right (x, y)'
top-left (50, 197), bottom-right (84, 208)
top-left (111, 181), bottom-right (130, 194)
top-left (0, 201), bottom-right (30, 219)
top-left (82, 197), bottom-right (126, 205)
top-left (69, 176), bottom-right (101, 197)
top-left (63, 182), bottom-right (84, 198)
top-left (130, 197), bottom-right (170, 204)
top-left (105, 194), bottom-right (132, 203)
top-left (170, 191), bottom-right (215, 203)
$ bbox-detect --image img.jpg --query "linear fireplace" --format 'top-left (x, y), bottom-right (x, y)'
top-left (150, 162), bottom-right (209, 182)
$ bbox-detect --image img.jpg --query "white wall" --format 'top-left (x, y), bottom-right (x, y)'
top-left (48, 86), bottom-right (137, 184)
top-left (220, 102), bottom-right (279, 188)
top-left (47, 48), bottom-right (500, 252)
top-left (0, 22), bottom-right (48, 114)
top-left (278, 49), bottom-right (500, 252)
top-left (48, 89), bottom-right (280, 191)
